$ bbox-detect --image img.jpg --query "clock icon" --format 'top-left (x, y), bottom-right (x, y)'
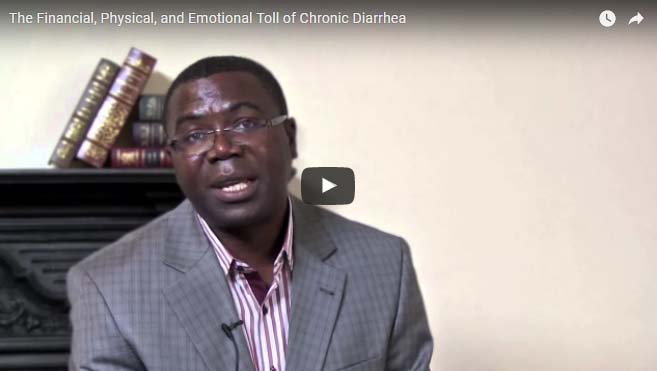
top-left (599, 10), bottom-right (616, 27)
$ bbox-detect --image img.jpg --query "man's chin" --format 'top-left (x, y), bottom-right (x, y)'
top-left (200, 201), bottom-right (269, 230)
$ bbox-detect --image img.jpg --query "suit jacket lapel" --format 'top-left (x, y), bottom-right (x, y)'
top-left (286, 199), bottom-right (347, 371)
top-left (162, 200), bottom-right (255, 371)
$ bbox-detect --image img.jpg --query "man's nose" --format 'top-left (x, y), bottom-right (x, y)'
top-left (207, 131), bottom-right (241, 160)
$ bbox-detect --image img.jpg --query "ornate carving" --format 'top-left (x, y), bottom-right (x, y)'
top-left (0, 298), bottom-right (24, 326)
top-left (0, 168), bottom-right (183, 361)
top-left (0, 264), bottom-right (70, 338)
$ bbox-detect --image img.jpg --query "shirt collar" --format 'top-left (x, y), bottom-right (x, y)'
top-left (196, 198), bottom-right (294, 277)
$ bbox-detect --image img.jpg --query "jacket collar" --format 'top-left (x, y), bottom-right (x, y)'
top-left (162, 197), bottom-right (346, 371)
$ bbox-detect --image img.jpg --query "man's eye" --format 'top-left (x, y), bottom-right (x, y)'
top-left (182, 131), bottom-right (208, 143)
top-left (233, 119), bottom-right (261, 131)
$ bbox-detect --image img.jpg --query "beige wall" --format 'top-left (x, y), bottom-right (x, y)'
top-left (2, 14), bottom-right (657, 371)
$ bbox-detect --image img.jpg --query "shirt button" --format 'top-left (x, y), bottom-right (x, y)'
top-left (270, 367), bottom-right (276, 371)
top-left (262, 306), bottom-right (268, 315)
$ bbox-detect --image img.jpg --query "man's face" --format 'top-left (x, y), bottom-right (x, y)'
top-left (166, 71), bottom-right (296, 230)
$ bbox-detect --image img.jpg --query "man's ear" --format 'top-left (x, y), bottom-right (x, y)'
top-left (284, 117), bottom-right (298, 159)
top-left (164, 124), bottom-right (174, 157)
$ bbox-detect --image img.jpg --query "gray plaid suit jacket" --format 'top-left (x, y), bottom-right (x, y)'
top-left (67, 197), bottom-right (433, 371)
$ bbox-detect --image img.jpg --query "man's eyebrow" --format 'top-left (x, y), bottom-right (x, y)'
top-left (226, 101), bottom-right (263, 112)
top-left (174, 113), bottom-right (205, 128)
top-left (173, 102), bottom-right (264, 128)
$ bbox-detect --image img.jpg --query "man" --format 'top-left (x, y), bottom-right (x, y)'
top-left (67, 56), bottom-right (433, 371)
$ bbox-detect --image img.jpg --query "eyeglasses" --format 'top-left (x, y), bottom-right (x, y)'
top-left (168, 115), bottom-right (288, 156)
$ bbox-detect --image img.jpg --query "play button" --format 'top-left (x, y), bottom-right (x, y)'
top-left (322, 178), bottom-right (337, 193)
top-left (301, 167), bottom-right (355, 205)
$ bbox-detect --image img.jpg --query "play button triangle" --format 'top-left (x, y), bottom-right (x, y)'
top-left (322, 178), bottom-right (337, 193)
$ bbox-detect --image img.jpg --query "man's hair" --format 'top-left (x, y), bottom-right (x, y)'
top-left (163, 56), bottom-right (288, 133)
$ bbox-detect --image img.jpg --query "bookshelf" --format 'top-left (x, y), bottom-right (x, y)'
top-left (0, 169), bottom-right (184, 370)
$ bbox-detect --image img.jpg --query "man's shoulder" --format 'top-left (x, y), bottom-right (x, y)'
top-left (314, 205), bottom-right (402, 243)
top-left (70, 200), bottom-right (189, 281)
top-left (299, 201), bottom-right (408, 262)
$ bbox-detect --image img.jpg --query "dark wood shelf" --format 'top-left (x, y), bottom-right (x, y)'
top-left (0, 168), bottom-right (176, 184)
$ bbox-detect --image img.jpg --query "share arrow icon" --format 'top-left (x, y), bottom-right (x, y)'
top-left (628, 12), bottom-right (644, 25)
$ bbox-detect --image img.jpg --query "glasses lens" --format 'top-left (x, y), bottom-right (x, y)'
top-left (177, 118), bottom-right (276, 155)
top-left (228, 119), bottom-right (269, 142)
top-left (179, 133), bottom-right (214, 155)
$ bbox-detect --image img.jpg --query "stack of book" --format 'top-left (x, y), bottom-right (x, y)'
top-left (110, 94), bottom-right (171, 168)
top-left (49, 47), bottom-right (171, 169)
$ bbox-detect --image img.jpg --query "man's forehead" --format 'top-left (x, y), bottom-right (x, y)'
top-left (170, 71), bottom-right (272, 110)
top-left (175, 72), bottom-right (259, 97)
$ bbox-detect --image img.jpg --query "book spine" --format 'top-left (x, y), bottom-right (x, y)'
top-left (48, 59), bottom-right (120, 168)
top-left (138, 95), bottom-right (165, 121)
top-left (76, 47), bottom-right (157, 168)
top-left (110, 148), bottom-right (172, 168)
top-left (132, 122), bottom-right (166, 147)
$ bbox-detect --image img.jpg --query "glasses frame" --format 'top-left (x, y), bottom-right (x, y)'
top-left (168, 114), bottom-right (288, 155)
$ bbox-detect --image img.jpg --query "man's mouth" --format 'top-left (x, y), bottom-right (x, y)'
top-left (219, 180), bottom-right (252, 193)
top-left (210, 177), bottom-right (258, 202)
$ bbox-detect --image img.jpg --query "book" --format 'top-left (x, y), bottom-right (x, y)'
top-left (138, 95), bottom-right (165, 121)
top-left (111, 101), bottom-right (168, 168)
top-left (76, 47), bottom-right (157, 168)
top-left (110, 147), bottom-right (172, 168)
top-left (132, 121), bottom-right (166, 147)
top-left (48, 59), bottom-right (120, 168)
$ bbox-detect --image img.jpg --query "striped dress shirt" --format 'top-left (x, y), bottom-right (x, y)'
top-left (197, 207), bottom-right (293, 371)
